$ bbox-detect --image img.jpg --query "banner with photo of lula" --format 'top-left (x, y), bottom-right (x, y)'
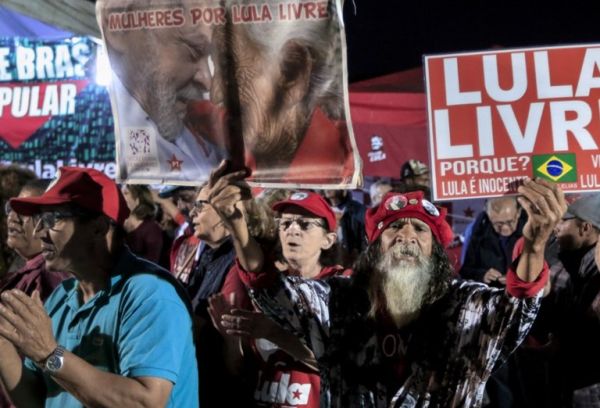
top-left (0, 36), bottom-right (116, 179)
top-left (96, 0), bottom-right (361, 188)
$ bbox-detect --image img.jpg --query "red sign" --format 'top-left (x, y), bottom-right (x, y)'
top-left (425, 44), bottom-right (600, 201)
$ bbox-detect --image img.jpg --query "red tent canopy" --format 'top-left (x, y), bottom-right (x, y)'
top-left (349, 67), bottom-right (429, 179)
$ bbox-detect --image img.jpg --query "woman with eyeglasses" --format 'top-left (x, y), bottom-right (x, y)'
top-left (1, 179), bottom-right (70, 408)
top-left (205, 161), bottom-right (350, 408)
top-left (270, 194), bottom-right (343, 276)
top-left (2, 179), bottom-right (70, 296)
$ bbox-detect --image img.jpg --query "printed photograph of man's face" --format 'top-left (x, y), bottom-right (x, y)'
top-left (100, 0), bottom-right (355, 185)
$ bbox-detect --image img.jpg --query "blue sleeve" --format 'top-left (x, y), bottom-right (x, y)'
top-left (23, 357), bottom-right (40, 374)
top-left (117, 275), bottom-right (193, 383)
top-left (460, 221), bottom-right (474, 264)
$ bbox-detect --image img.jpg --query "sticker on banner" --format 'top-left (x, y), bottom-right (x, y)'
top-left (124, 127), bottom-right (160, 175)
top-left (422, 200), bottom-right (439, 217)
top-left (384, 195), bottom-right (407, 211)
top-left (408, 198), bottom-right (419, 205)
top-left (290, 192), bottom-right (309, 201)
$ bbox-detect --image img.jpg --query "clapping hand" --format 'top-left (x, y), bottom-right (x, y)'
top-left (0, 290), bottom-right (57, 363)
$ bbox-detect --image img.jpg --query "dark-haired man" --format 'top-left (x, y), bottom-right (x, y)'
top-left (550, 193), bottom-right (600, 406)
top-left (0, 167), bottom-right (198, 407)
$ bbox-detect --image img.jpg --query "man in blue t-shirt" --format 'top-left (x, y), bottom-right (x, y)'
top-left (0, 167), bottom-right (198, 408)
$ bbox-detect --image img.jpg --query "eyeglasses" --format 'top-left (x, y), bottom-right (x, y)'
top-left (276, 217), bottom-right (325, 231)
top-left (33, 210), bottom-right (83, 231)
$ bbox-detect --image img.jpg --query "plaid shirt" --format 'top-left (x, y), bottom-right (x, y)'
top-left (242, 266), bottom-right (547, 408)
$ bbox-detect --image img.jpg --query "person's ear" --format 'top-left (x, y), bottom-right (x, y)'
top-left (581, 221), bottom-right (595, 237)
top-left (278, 39), bottom-right (314, 107)
top-left (321, 231), bottom-right (337, 250)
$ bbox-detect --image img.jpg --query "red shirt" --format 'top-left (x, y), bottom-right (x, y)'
top-left (0, 254), bottom-right (69, 299)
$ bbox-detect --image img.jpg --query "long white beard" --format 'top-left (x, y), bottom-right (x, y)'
top-left (370, 243), bottom-right (434, 327)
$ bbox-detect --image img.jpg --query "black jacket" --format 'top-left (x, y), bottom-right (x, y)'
top-left (460, 210), bottom-right (527, 282)
top-left (557, 245), bottom-right (600, 393)
top-left (339, 198), bottom-right (368, 255)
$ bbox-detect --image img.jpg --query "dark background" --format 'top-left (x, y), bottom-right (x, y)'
top-left (343, 1), bottom-right (600, 83)
top-left (8, 1), bottom-right (600, 84)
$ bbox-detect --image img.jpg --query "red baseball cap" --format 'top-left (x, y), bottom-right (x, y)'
top-left (9, 167), bottom-right (130, 226)
top-left (365, 191), bottom-right (453, 247)
top-left (272, 191), bottom-right (337, 232)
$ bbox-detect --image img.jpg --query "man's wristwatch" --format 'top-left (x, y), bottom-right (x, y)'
top-left (39, 346), bottom-right (65, 374)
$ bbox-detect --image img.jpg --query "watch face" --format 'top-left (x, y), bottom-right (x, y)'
top-left (46, 355), bottom-right (63, 372)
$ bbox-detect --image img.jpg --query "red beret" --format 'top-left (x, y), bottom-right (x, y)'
top-left (365, 191), bottom-right (453, 247)
top-left (10, 167), bottom-right (130, 226)
top-left (272, 191), bottom-right (337, 232)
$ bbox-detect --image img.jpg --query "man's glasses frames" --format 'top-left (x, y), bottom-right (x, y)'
top-left (33, 209), bottom-right (87, 231)
top-left (276, 218), bottom-right (325, 231)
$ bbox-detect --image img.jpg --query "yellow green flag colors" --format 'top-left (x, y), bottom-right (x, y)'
top-left (532, 153), bottom-right (577, 182)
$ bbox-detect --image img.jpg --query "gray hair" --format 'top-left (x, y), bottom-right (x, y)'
top-left (228, 0), bottom-right (344, 117)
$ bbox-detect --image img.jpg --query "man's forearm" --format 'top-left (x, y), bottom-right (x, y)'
top-left (515, 240), bottom-right (545, 282)
top-left (266, 324), bottom-right (318, 372)
top-left (50, 351), bottom-right (171, 408)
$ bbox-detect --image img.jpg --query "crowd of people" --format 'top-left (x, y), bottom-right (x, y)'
top-left (0, 159), bottom-right (598, 408)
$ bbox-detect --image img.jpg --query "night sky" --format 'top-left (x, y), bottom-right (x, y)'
top-left (343, 1), bottom-right (600, 82)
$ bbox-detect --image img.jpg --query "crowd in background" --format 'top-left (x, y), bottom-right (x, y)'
top-left (0, 159), bottom-right (598, 408)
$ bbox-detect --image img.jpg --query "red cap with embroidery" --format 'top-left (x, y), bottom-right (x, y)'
top-left (10, 167), bottom-right (130, 226)
top-left (365, 191), bottom-right (453, 247)
top-left (272, 191), bottom-right (337, 232)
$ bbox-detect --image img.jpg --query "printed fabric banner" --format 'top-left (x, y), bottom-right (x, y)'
top-left (0, 36), bottom-right (116, 179)
top-left (96, 0), bottom-right (361, 188)
top-left (425, 44), bottom-right (600, 201)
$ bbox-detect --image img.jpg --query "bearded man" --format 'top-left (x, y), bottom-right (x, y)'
top-left (203, 163), bottom-right (565, 407)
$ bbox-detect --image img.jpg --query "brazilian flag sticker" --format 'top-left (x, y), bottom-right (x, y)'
top-left (532, 153), bottom-right (577, 182)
